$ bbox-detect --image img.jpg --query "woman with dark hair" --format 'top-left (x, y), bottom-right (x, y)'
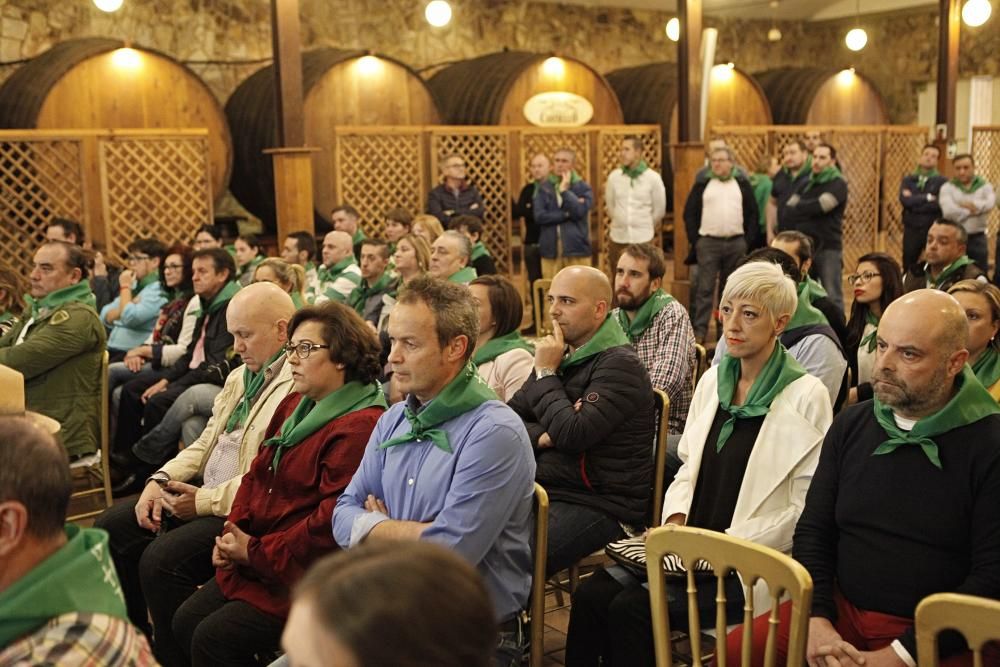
top-left (234, 234), bottom-right (265, 286)
top-left (193, 224), bottom-right (224, 250)
top-left (0, 261), bottom-right (27, 338)
top-left (469, 275), bottom-right (533, 400)
top-left (845, 252), bottom-right (903, 404)
top-left (949, 279), bottom-right (1000, 400)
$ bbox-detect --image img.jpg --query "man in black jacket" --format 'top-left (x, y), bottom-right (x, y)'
top-left (900, 144), bottom-right (947, 270)
top-left (508, 266), bottom-right (655, 575)
top-left (683, 146), bottom-right (759, 343)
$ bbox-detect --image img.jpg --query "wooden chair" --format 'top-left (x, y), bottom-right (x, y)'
top-left (649, 388), bottom-right (671, 528)
top-left (532, 279), bottom-right (553, 337)
top-left (68, 351), bottom-right (112, 522)
top-left (645, 524), bottom-right (813, 667)
top-left (529, 482), bottom-right (550, 667)
top-left (693, 343), bottom-right (708, 391)
top-left (916, 592), bottom-right (1000, 666)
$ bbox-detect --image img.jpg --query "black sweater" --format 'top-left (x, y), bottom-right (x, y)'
top-left (793, 402), bottom-right (1000, 658)
top-left (785, 176), bottom-right (848, 252)
top-left (899, 172), bottom-right (947, 231)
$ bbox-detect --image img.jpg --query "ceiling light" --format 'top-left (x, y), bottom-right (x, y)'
top-left (845, 27), bottom-right (868, 51)
top-left (425, 1), bottom-right (452, 27)
top-left (665, 17), bottom-right (680, 41)
top-left (542, 57), bottom-right (565, 77)
top-left (93, 0), bottom-right (123, 11)
top-left (768, 27), bottom-right (782, 41)
top-left (962, 0), bottom-right (992, 26)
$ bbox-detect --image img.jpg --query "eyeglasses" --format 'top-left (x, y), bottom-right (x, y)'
top-left (445, 162), bottom-right (466, 169)
top-left (163, 263), bottom-right (184, 270)
top-left (847, 271), bottom-right (881, 285)
top-left (284, 341), bottom-right (331, 359)
top-left (126, 254), bottom-right (151, 262)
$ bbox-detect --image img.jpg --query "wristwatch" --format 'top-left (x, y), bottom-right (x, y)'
top-left (536, 367), bottom-right (557, 379)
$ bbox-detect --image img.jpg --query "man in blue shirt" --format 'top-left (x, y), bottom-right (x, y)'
top-left (333, 276), bottom-right (535, 667)
top-left (99, 238), bottom-right (168, 361)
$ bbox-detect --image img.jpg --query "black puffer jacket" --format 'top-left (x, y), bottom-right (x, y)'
top-left (507, 345), bottom-right (655, 526)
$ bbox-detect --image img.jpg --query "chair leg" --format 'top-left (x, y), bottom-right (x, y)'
top-left (569, 563), bottom-right (580, 593)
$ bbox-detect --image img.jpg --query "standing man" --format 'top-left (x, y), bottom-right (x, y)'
top-left (803, 129), bottom-right (824, 153)
top-left (0, 241), bottom-right (106, 459)
top-left (535, 147), bottom-right (594, 279)
top-left (427, 153), bottom-right (486, 227)
top-left (280, 230), bottom-right (320, 298)
top-left (331, 204), bottom-right (367, 259)
top-left (939, 154), bottom-right (996, 275)
top-left (605, 136), bottom-right (667, 274)
top-left (515, 154), bottom-right (550, 330)
top-left (333, 276), bottom-right (535, 667)
top-left (349, 239), bottom-right (398, 327)
top-left (313, 231), bottom-right (362, 305)
top-left (429, 231), bottom-right (477, 285)
top-left (683, 146), bottom-right (759, 344)
top-left (614, 243), bottom-right (695, 434)
top-left (900, 144), bottom-right (947, 270)
top-left (767, 139), bottom-right (812, 242)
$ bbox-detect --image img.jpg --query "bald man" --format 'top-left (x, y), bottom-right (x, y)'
top-left (728, 289), bottom-right (1000, 666)
top-left (95, 282), bottom-right (297, 667)
top-left (508, 266), bottom-right (656, 574)
top-left (312, 230), bottom-right (361, 304)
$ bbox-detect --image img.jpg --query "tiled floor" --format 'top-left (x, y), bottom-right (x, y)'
top-left (541, 590), bottom-right (571, 666)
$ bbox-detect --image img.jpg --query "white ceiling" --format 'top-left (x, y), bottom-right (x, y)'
top-left (533, 0), bottom-right (938, 21)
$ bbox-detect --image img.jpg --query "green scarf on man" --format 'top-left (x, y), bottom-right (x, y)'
top-left (972, 346), bottom-right (1000, 391)
top-left (349, 272), bottom-right (394, 315)
top-left (804, 166), bottom-right (843, 192)
top-left (135, 272), bottom-right (159, 292)
top-left (950, 175), bottom-right (987, 194)
top-left (787, 282), bottom-right (830, 330)
top-left (470, 242), bottom-right (492, 262)
top-left (615, 289), bottom-right (674, 343)
top-left (782, 156), bottom-right (812, 181)
top-left (447, 266), bottom-right (477, 284)
top-left (318, 256), bottom-right (360, 284)
top-left (559, 314), bottom-right (631, 372)
top-left (193, 280), bottom-right (240, 317)
top-left (473, 331), bottom-right (534, 366)
top-left (913, 166), bottom-right (940, 190)
top-left (533, 173), bottom-right (561, 197)
top-left (25, 281), bottom-right (96, 319)
top-left (225, 349), bottom-right (286, 433)
top-left (926, 256), bottom-right (974, 289)
top-left (622, 160), bottom-right (648, 184)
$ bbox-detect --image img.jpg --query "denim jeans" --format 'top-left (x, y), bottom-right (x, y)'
top-left (495, 614), bottom-right (527, 667)
top-left (546, 501), bottom-right (625, 577)
top-left (691, 236), bottom-right (748, 340)
top-left (813, 248), bottom-right (844, 313)
top-left (133, 383), bottom-right (221, 466)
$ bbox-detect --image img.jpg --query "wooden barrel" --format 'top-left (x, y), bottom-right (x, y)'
top-left (427, 51), bottom-right (623, 125)
top-left (227, 48), bottom-right (441, 231)
top-left (753, 67), bottom-right (888, 125)
top-left (0, 37), bottom-right (232, 201)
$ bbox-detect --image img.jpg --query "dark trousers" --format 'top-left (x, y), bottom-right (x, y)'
top-left (114, 372), bottom-right (195, 465)
top-left (691, 236), bottom-right (748, 340)
top-left (95, 501), bottom-right (223, 667)
top-left (172, 578), bottom-right (285, 667)
top-left (546, 501), bottom-right (625, 577)
top-left (565, 568), bottom-right (744, 667)
top-left (967, 232), bottom-right (988, 274)
top-left (902, 222), bottom-right (932, 271)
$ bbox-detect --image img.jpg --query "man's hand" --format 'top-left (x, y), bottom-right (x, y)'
top-left (141, 379), bottom-right (169, 403)
top-left (855, 647), bottom-right (907, 667)
top-left (124, 354), bottom-right (146, 372)
top-left (537, 432), bottom-right (553, 449)
top-left (534, 319), bottom-right (565, 371)
top-left (364, 494), bottom-right (389, 515)
top-left (902, 188), bottom-right (913, 197)
top-left (134, 481), bottom-right (164, 532)
top-left (963, 201), bottom-right (979, 213)
top-left (215, 521), bottom-right (251, 566)
top-left (807, 617), bottom-right (865, 667)
top-left (158, 481), bottom-right (200, 521)
top-left (560, 171), bottom-right (572, 192)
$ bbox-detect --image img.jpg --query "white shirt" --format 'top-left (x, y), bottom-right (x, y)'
top-left (604, 167), bottom-right (667, 244)
top-left (698, 178), bottom-right (744, 237)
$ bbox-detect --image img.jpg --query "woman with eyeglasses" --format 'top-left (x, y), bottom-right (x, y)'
top-left (845, 253), bottom-right (903, 404)
top-left (949, 280), bottom-right (1000, 400)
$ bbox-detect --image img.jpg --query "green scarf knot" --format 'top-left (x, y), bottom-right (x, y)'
top-left (25, 281), bottom-right (96, 319)
top-left (559, 314), bottom-right (631, 372)
top-left (622, 160), bottom-right (648, 184)
top-left (972, 346), bottom-right (1000, 391)
top-left (950, 175), bottom-right (987, 194)
top-left (473, 331), bottom-right (534, 366)
top-left (716, 342), bottom-right (807, 450)
top-left (802, 276), bottom-right (828, 302)
top-left (804, 166), bottom-right (843, 192)
top-left (860, 311), bottom-right (879, 354)
top-left (380, 363), bottom-right (497, 454)
top-left (872, 365), bottom-right (1000, 469)
top-left (913, 166), bottom-right (940, 190)
top-left (615, 289), bottom-right (675, 342)
top-left (927, 255), bottom-right (973, 289)
top-left (225, 350), bottom-right (286, 433)
top-left (349, 272), bottom-right (394, 315)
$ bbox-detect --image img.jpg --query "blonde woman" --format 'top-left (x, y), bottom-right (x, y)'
top-left (254, 258), bottom-right (307, 308)
top-left (411, 214), bottom-right (445, 246)
top-left (949, 279), bottom-right (1000, 399)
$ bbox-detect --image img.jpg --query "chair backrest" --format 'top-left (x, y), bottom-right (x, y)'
top-left (693, 343), bottom-right (707, 391)
top-left (532, 279), bottom-right (553, 337)
top-left (645, 524), bottom-right (812, 667)
top-left (649, 388), bottom-right (670, 527)
top-left (916, 592), bottom-right (1000, 667)
top-left (529, 482), bottom-right (550, 667)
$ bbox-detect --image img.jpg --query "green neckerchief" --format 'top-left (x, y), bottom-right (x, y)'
top-left (473, 330), bottom-right (534, 366)
top-left (263, 381), bottom-right (387, 471)
top-left (239, 254), bottom-right (264, 275)
top-left (787, 282), bottom-right (830, 330)
top-left (860, 310), bottom-right (880, 354)
top-left (193, 280), bottom-right (240, 317)
top-left (318, 256), bottom-right (359, 284)
top-left (447, 266), bottom-right (477, 284)
top-left (622, 160), bottom-right (648, 184)
top-left (135, 272), bottom-right (158, 291)
top-left (926, 255), bottom-right (973, 289)
top-left (616, 289), bottom-right (675, 342)
top-left (972, 346), bottom-right (1000, 390)
top-left (716, 342), bottom-right (806, 450)
top-left (470, 241), bottom-right (492, 261)
top-left (872, 365), bottom-right (1000, 469)
top-left (0, 524), bottom-right (127, 646)
top-left (559, 314), bottom-right (631, 372)
top-left (802, 276), bottom-right (828, 303)
top-left (533, 173), bottom-right (561, 197)
top-left (225, 350), bottom-right (285, 433)
top-left (352, 230), bottom-right (367, 246)
top-left (804, 166), bottom-right (843, 192)
top-left (913, 166), bottom-right (940, 190)
top-left (349, 271), bottom-right (393, 314)
top-left (782, 156), bottom-right (812, 181)
top-left (0, 310), bottom-right (13, 324)
top-left (163, 286), bottom-right (193, 304)
top-left (25, 280), bottom-right (96, 319)
top-left (710, 166), bottom-right (745, 182)
top-left (291, 291), bottom-right (304, 309)
top-left (380, 363), bottom-right (497, 454)
top-left (950, 175), bottom-right (987, 194)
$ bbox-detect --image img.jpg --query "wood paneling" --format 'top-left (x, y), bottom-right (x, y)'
top-left (754, 67), bottom-right (889, 126)
top-left (497, 59), bottom-right (623, 126)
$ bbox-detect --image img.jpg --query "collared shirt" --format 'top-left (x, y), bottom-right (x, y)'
top-left (0, 612), bottom-right (156, 666)
top-left (333, 397), bottom-right (536, 621)
top-left (699, 178), bottom-right (744, 237)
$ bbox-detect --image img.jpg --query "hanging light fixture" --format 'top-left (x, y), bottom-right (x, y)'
top-left (425, 0), bottom-right (452, 27)
top-left (665, 17), bottom-right (680, 41)
top-left (844, 0), bottom-right (867, 51)
top-left (962, 0), bottom-right (992, 26)
top-left (768, 1), bottom-right (782, 42)
top-left (93, 0), bottom-right (123, 12)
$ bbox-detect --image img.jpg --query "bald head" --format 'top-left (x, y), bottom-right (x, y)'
top-left (227, 282), bottom-right (295, 372)
top-left (549, 266), bottom-right (612, 348)
top-left (883, 289), bottom-right (968, 353)
top-left (529, 153), bottom-right (552, 181)
top-left (322, 231), bottom-right (355, 268)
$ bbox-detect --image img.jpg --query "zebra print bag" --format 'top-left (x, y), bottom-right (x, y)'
top-left (605, 534), bottom-right (715, 580)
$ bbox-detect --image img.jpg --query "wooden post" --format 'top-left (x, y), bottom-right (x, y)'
top-left (78, 134), bottom-right (105, 252)
top-left (266, 148), bottom-right (320, 240)
top-left (677, 0), bottom-right (703, 143)
top-left (669, 142), bottom-right (704, 308)
top-left (934, 0), bottom-right (960, 171)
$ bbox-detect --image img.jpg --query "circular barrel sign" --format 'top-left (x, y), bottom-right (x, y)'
top-left (523, 91), bottom-right (594, 127)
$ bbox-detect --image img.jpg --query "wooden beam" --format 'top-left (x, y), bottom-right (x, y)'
top-left (266, 147), bottom-right (320, 241)
top-left (935, 0), bottom-right (960, 142)
top-left (270, 0), bottom-right (306, 147)
top-left (677, 0), bottom-right (703, 143)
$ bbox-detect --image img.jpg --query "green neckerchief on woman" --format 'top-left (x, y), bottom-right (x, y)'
top-left (560, 314), bottom-right (631, 372)
top-left (804, 166), bottom-right (843, 192)
top-left (860, 310), bottom-right (880, 354)
top-left (615, 289), bottom-right (674, 342)
top-left (473, 331), bottom-right (534, 366)
top-left (927, 256), bottom-right (974, 289)
top-left (950, 175), bottom-right (987, 194)
top-left (622, 160), bottom-right (648, 184)
top-left (25, 281), bottom-right (96, 319)
top-left (913, 166), bottom-right (940, 190)
top-left (972, 346), bottom-right (1000, 390)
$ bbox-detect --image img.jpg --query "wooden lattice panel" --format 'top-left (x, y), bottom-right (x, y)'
top-left (708, 128), bottom-right (770, 177)
top-left (596, 126), bottom-right (663, 273)
top-left (99, 137), bottom-right (213, 262)
top-left (972, 127), bottom-right (1000, 269)
top-left (333, 129), bottom-right (425, 241)
top-left (0, 138), bottom-right (84, 277)
top-left (881, 128), bottom-right (930, 264)
top-left (517, 129), bottom-right (591, 188)
top-left (431, 128), bottom-right (512, 275)
top-left (826, 129), bottom-right (881, 273)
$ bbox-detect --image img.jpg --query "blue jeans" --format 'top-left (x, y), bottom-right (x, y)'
top-left (546, 501), bottom-right (625, 577)
top-left (813, 248), bottom-right (844, 312)
top-left (109, 361), bottom-right (160, 424)
top-left (132, 383), bottom-right (221, 466)
top-left (495, 614), bottom-right (527, 667)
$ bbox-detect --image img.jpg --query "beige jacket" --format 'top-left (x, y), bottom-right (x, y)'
top-left (159, 360), bottom-right (294, 517)
top-left (476, 348), bottom-right (534, 402)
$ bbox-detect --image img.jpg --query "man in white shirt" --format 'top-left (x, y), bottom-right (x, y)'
top-left (938, 153), bottom-right (996, 275)
top-left (604, 136), bottom-right (667, 274)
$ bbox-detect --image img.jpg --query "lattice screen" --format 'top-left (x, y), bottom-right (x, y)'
top-left (99, 137), bottom-right (213, 262)
top-left (0, 138), bottom-right (84, 278)
top-left (707, 129), bottom-right (770, 177)
top-left (431, 128), bottom-right (512, 275)
top-left (333, 129), bottom-right (425, 241)
top-left (972, 127), bottom-right (1000, 269)
top-left (827, 129), bottom-right (881, 273)
top-left (881, 128), bottom-right (930, 264)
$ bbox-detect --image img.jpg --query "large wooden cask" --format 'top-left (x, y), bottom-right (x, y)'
top-left (753, 67), bottom-right (889, 125)
top-left (0, 37), bottom-right (232, 202)
top-left (227, 48), bottom-right (441, 231)
top-left (427, 51), bottom-right (623, 125)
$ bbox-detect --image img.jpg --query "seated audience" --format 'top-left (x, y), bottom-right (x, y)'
top-left (233, 234), bottom-right (265, 286)
top-left (0, 415), bottom-right (154, 665)
top-left (429, 230), bottom-right (477, 284)
top-left (100, 238), bottom-right (168, 361)
top-left (903, 219), bottom-right (985, 292)
top-left (508, 266), bottom-right (655, 575)
top-left (845, 253), bottom-right (903, 404)
top-left (566, 261), bottom-right (832, 667)
top-left (46, 217), bottom-right (121, 311)
top-left (173, 301), bottom-right (385, 666)
top-left (349, 239), bottom-right (398, 328)
top-left (614, 243), bottom-right (695, 433)
top-left (726, 289), bottom-right (1000, 666)
top-left (280, 230), bottom-right (320, 297)
top-left (254, 257), bottom-right (307, 308)
top-left (772, 230), bottom-right (848, 347)
top-left (193, 224), bottom-right (224, 250)
top-left (313, 230), bottom-right (361, 304)
top-left (378, 233), bottom-right (431, 333)
top-left (411, 213), bottom-right (445, 246)
top-left (451, 214), bottom-right (498, 276)
top-left (949, 279), bottom-right (1000, 400)
top-left (427, 153), bottom-right (486, 226)
top-left (535, 148), bottom-right (595, 278)
top-left (331, 204), bottom-right (367, 258)
top-left (0, 261), bottom-right (27, 337)
top-left (383, 207), bottom-right (413, 250)
top-left (469, 274), bottom-right (533, 400)
top-left (282, 542), bottom-right (496, 667)
top-left (0, 241), bottom-right (106, 458)
top-left (333, 276), bottom-right (535, 666)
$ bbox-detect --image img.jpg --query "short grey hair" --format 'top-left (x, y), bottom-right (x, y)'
top-left (440, 230), bottom-right (472, 260)
top-left (721, 261), bottom-right (798, 323)
top-left (711, 146), bottom-right (734, 162)
top-left (554, 147), bottom-right (576, 163)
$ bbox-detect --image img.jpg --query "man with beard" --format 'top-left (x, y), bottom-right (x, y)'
top-left (767, 139), bottom-right (812, 242)
top-left (726, 289), bottom-right (1000, 666)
